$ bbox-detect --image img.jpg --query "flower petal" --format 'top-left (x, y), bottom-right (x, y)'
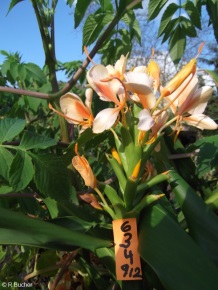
top-left (187, 86), bottom-right (213, 114)
top-left (183, 114), bottom-right (218, 130)
top-left (138, 109), bottom-right (155, 131)
top-left (60, 93), bottom-right (91, 124)
top-left (87, 65), bottom-right (121, 105)
top-left (93, 108), bottom-right (120, 133)
top-left (72, 155), bottom-right (96, 188)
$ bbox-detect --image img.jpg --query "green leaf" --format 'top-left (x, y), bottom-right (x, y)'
top-left (31, 153), bottom-right (71, 199)
top-left (205, 0), bottom-right (218, 42)
top-left (183, 0), bottom-right (201, 29)
top-left (1, 60), bottom-right (10, 76)
top-left (10, 61), bottom-right (19, 80)
top-left (121, 11), bottom-right (141, 43)
top-left (0, 207), bottom-right (111, 251)
top-left (7, 0), bottom-right (25, 15)
top-left (9, 150), bottom-right (34, 191)
top-left (19, 131), bottom-right (57, 150)
top-left (161, 18), bottom-right (178, 43)
top-left (0, 147), bottom-right (13, 180)
top-left (66, 0), bottom-right (76, 7)
top-left (83, 13), bottom-right (114, 47)
top-left (169, 25), bottom-right (186, 64)
top-left (0, 118), bottom-right (26, 143)
top-left (205, 69), bottom-right (218, 85)
top-left (79, 256), bottom-right (108, 289)
top-left (148, 0), bottom-right (168, 20)
top-left (168, 170), bottom-right (218, 266)
top-left (25, 62), bottom-right (46, 84)
top-left (158, 3), bottom-right (179, 37)
top-left (74, 0), bottom-right (92, 28)
top-left (181, 17), bottom-right (197, 37)
top-left (138, 203), bottom-right (218, 290)
top-left (188, 135), bottom-right (218, 177)
top-left (17, 63), bottom-right (27, 82)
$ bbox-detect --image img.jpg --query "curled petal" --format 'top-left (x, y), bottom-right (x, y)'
top-left (79, 193), bottom-right (102, 210)
top-left (124, 72), bottom-right (155, 109)
top-left (72, 155), bottom-right (96, 188)
top-left (138, 109), bottom-right (155, 131)
top-left (166, 76), bottom-right (198, 114)
top-left (183, 114), bottom-right (218, 130)
top-left (186, 86), bottom-right (213, 114)
top-left (93, 107), bottom-right (120, 133)
top-left (124, 71), bottom-right (153, 89)
top-left (106, 54), bottom-right (128, 78)
top-left (60, 93), bottom-right (91, 124)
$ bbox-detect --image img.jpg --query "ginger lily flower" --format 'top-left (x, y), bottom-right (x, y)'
top-left (167, 77), bottom-right (217, 130)
top-left (72, 155), bottom-right (97, 188)
top-left (87, 64), bottom-right (126, 133)
top-left (49, 92), bottom-right (94, 132)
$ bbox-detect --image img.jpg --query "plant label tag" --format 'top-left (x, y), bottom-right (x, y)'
top-left (112, 218), bottom-right (142, 280)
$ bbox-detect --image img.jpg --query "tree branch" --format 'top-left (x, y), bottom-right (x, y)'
top-left (0, 1), bottom-right (140, 100)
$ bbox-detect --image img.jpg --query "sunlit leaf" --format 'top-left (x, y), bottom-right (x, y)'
top-left (83, 13), bottom-right (113, 47)
top-left (205, 69), bottom-right (218, 85)
top-left (74, 0), bottom-right (92, 28)
top-left (7, 0), bottom-right (25, 15)
top-left (10, 61), bottom-right (19, 80)
top-left (25, 62), bottom-right (46, 84)
top-left (169, 25), bottom-right (186, 64)
top-left (139, 203), bottom-right (218, 290)
top-left (183, 0), bottom-right (201, 29)
top-left (187, 135), bottom-right (218, 177)
top-left (148, 0), bottom-right (168, 20)
top-left (181, 17), bottom-right (197, 37)
top-left (168, 170), bottom-right (218, 266)
top-left (158, 3), bottom-right (179, 37)
top-left (17, 63), bottom-right (27, 82)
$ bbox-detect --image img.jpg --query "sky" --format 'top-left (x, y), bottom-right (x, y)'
top-left (0, 0), bottom-right (84, 80)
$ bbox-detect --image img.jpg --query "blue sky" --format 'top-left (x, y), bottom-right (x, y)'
top-left (0, 0), bottom-right (84, 79)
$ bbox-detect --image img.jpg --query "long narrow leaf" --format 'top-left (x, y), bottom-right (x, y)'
top-left (167, 170), bottom-right (218, 266)
top-left (0, 207), bottom-right (111, 252)
top-left (138, 203), bottom-right (218, 290)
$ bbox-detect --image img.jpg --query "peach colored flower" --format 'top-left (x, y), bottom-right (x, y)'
top-left (166, 77), bottom-right (217, 130)
top-left (72, 155), bottom-right (96, 188)
top-left (87, 64), bottom-right (126, 133)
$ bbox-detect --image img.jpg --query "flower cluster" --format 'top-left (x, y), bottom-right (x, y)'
top-left (50, 50), bottom-right (217, 212)
top-left (52, 52), bottom-right (217, 138)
